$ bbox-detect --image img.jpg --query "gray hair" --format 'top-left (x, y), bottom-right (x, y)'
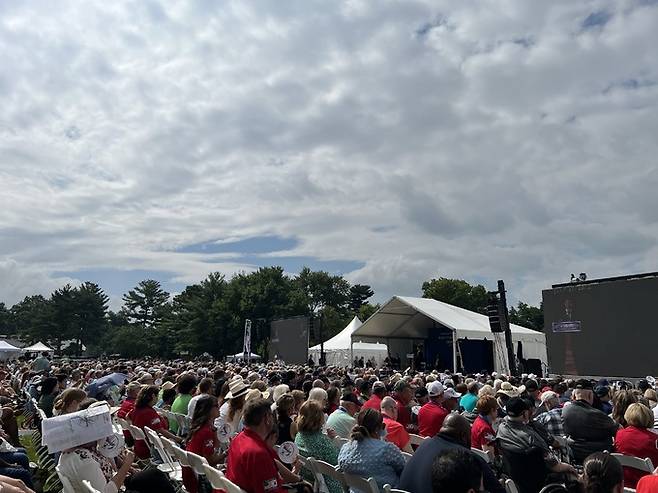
top-left (381, 396), bottom-right (397, 411)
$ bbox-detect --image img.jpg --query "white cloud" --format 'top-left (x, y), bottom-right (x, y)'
top-left (1, 0), bottom-right (658, 308)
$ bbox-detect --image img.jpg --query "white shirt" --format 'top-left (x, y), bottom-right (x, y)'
top-left (58, 448), bottom-right (118, 493)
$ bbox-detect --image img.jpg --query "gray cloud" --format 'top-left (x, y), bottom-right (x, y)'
top-left (1, 0), bottom-right (658, 308)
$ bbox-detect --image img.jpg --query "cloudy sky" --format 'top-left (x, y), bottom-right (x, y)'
top-left (1, 0), bottom-right (657, 311)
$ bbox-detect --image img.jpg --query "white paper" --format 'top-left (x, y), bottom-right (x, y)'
top-left (41, 405), bottom-right (114, 453)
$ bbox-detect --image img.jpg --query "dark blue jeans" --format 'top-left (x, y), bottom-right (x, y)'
top-left (0, 449), bottom-right (33, 488)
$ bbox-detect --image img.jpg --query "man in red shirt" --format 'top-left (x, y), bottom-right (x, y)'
top-left (393, 380), bottom-right (416, 432)
top-left (418, 381), bottom-right (460, 437)
top-left (363, 381), bottom-right (387, 411)
top-left (381, 396), bottom-right (412, 452)
top-left (226, 398), bottom-right (287, 493)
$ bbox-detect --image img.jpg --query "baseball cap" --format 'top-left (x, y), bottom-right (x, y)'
top-left (539, 391), bottom-right (558, 404)
top-left (524, 379), bottom-right (539, 392)
top-left (340, 392), bottom-right (362, 407)
top-left (575, 378), bottom-right (593, 390)
top-left (506, 397), bottom-right (531, 417)
top-left (427, 381), bottom-right (445, 397)
top-left (594, 385), bottom-right (609, 398)
top-left (415, 387), bottom-right (429, 399)
top-left (443, 388), bottom-right (462, 399)
top-left (394, 380), bottom-right (411, 393)
top-left (372, 381), bottom-right (387, 392)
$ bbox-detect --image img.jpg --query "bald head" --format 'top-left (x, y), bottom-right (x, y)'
top-left (439, 413), bottom-right (471, 448)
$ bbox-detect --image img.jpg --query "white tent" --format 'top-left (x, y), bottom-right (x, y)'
top-left (351, 296), bottom-right (547, 374)
top-left (226, 352), bottom-right (262, 362)
top-left (0, 340), bottom-right (23, 361)
top-left (308, 316), bottom-right (388, 367)
top-left (23, 341), bottom-right (54, 353)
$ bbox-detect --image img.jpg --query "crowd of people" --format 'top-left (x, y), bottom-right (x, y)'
top-left (3, 351), bottom-right (658, 493)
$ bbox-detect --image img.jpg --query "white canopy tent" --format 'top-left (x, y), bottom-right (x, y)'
top-left (308, 316), bottom-right (388, 367)
top-left (23, 342), bottom-right (54, 353)
top-left (351, 296), bottom-right (547, 374)
top-left (226, 352), bottom-right (262, 362)
top-left (0, 341), bottom-right (23, 361)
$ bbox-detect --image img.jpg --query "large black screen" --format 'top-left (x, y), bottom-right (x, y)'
top-left (543, 274), bottom-right (658, 377)
top-left (269, 316), bottom-right (309, 364)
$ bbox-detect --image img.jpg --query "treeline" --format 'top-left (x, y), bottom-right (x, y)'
top-left (0, 270), bottom-right (542, 359)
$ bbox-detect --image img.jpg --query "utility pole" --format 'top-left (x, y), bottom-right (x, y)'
top-left (498, 280), bottom-right (517, 376)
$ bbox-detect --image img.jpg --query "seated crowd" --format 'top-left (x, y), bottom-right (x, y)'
top-left (7, 351), bottom-right (658, 493)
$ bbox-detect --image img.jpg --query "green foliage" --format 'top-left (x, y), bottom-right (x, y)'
top-left (422, 277), bottom-right (488, 314)
top-left (348, 284), bottom-right (374, 313)
top-left (358, 302), bottom-right (380, 322)
top-left (509, 301), bottom-right (544, 331)
top-left (0, 302), bottom-right (13, 334)
top-left (122, 280), bottom-right (170, 328)
top-left (11, 295), bottom-right (52, 342)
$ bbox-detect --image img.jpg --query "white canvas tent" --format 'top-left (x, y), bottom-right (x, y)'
top-left (0, 340), bottom-right (23, 361)
top-left (308, 316), bottom-right (388, 367)
top-left (23, 341), bottom-right (54, 354)
top-left (351, 296), bottom-right (547, 374)
top-left (227, 352), bottom-right (262, 362)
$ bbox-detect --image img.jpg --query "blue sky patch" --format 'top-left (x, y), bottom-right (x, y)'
top-left (178, 235), bottom-right (299, 254)
top-left (582, 11), bottom-right (612, 29)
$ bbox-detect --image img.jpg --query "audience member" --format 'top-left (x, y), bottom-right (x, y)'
top-left (581, 452), bottom-right (623, 493)
top-left (326, 392), bottom-right (361, 439)
top-left (431, 448), bottom-right (483, 493)
top-left (614, 403), bottom-right (658, 488)
top-left (381, 396), bottom-right (412, 453)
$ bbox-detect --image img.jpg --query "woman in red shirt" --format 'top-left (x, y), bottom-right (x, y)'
top-left (615, 403), bottom-right (658, 488)
top-left (471, 395), bottom-right (498, 459)
top-left (128, 385), bottom-right (183, 459)
top-left (183, 395), bottom-right (223, 493)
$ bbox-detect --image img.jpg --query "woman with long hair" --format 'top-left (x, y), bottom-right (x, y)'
top-left (183, 395), bottom-right (222, 493)
top-left (38, 377), bottom-right (59, 418)
top-left (275, 394), bottom-right (296, 444)
top-left (581, 452), bottom-right (623, 493)
top-left (53, 388), bottom-right (87, 416)
top-left (338, 408), bottom-right (405, 491)
top-left (611, 390), bottom-right (637, 427)
top-left (216, 378), bottom-right (249, 433)
top-left (128, 386), bottom-right (183, 459)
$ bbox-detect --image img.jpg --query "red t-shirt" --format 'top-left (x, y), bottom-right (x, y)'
top-left (363, 395), bottom-right (383, 411)
top-left (395, 398), bottom-right (412, 429)
top-left (615, 426), bottom-right (658, 488)
top-left (417, 401), bottom-right (448, 437)
top-left (183, 424), bottom-right (218, 493)
top-left (383, 416), bottom-right (410, 450)
top-left (637, 475), bottom-right (658, 493)
top-left (226, 428), bottom-right (285, 493)
top-left (128, 406), bottom-right (166, 459)
top-left (117, 398), bottom-right (135, 419)
top-left (471, 416), bottom-right (496, 451)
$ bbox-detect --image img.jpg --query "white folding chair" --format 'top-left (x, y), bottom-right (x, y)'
top-left (170, 443), bottom-right (191, 467)
top-left (203, 463), bottom-right (226, 489)
top-left (383, 486), bottom-right (412, 493)
top-left (116, 417), bottom-right (130, 430)
top-left (82, 480), bottom-right (101, 493)
top-left (56, 465), bottom-right (75, 493)
top-left (187, 450), bottom-right (210, 477)
top-left (471, 447), bottom-right (491, 463)
top-left (505, 479), bottom-right (520, 493)
top-left (333, 436), bottom-right (349, 449)
top-left (623, 488), bottom-right (636, 493)
top-left (173, 412), bottom-right (190, 435)
top-left (307, 458), bottom-right (347, 493)
top-left (408, 434), bottom-right (426, 447)
top-left (611, 453), bottom-right (654, 474)
top-left (401, 451), bottom-right (412, 462)
top-left (343, 473), bottom-right (380, 493)
top-left (144, 427), bottom-right (182, 480)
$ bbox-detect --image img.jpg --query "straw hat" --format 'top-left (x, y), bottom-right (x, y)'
top-left (496, 381), bottom-right (519, 398)
top-left (225, 377), bottom-right (249, 400)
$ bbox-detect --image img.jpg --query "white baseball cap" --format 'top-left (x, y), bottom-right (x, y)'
top-left (443, 388), bottom-right (462, 399)
top-left (427, 381), bottom-right (445, 397)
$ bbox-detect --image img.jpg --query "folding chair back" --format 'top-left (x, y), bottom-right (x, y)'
top-left (187, 450), bottom-right (209, 476)
top-left (170, 444), bottom-right (191, 467)
top-left (56, 465), bottom-right (75, 493)
top-left (203, 463), bottom-right (226, 489)
top-left (383, 486), bottom-right (412, 493)
top-left (82, 480), bottom-right (101, 493)
top-left (505, 479), bottom-right (519, 493)
top-left (343, 473), bottom-right (381, 493)
top-left (408, 434), bottom-right (426, 447)
top-left (307, 458), bottom-right (347, 492)
top-left (471, 447), bottom-right (491, 463)
top-left (611, 453), bottom-right (654, 473)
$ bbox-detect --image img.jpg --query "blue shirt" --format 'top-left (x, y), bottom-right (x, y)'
top-left (460, 393), bottom-right (478, 412)
top-left (338, 438), bottom-right (405, 492)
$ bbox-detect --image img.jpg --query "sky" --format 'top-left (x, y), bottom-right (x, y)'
top-left (1, 0), bottom-right (657, 312)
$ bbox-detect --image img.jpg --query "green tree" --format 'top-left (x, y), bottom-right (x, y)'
top-left (348, 284), bottom-right (374, 313)
top-left (49, 284), bottom-right (80, 351)
top-left (11, 295), bottom-right (52, 341)
top-left (422, 277), bottom-right (488, 313)
top-left (75, 282), bottom-right (109, 355)
top-left (358, 302), bottom-right (380, 322)
top-left (509, 302), bottom-right (543, 331)
top-left (122, 280), bottom-right (170, 328)
top-left (0, 303), bottom-right (13, 334)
